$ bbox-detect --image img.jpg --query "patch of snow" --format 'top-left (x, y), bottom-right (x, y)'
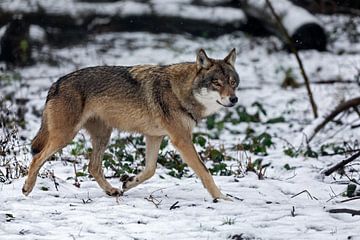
top-left (29, 25), bottom-right (46, 42)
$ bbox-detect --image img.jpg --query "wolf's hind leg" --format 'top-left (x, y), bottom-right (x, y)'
top-left (122, 135), bottom-right (163, 192)
top-left (22, 130), bottom-right (77, 196)
top-left (84, 118), bottom-right (119, 196)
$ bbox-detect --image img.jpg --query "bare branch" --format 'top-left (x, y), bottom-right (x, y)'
top-left (265, 0), bottom-right (318, 119)
top-left (308, 97), bottom-right (360, 142)
top-left (322, 150), bottom-right (360, 176)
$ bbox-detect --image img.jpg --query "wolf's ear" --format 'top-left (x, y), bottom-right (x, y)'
top-left (224, 48), bottom-right (236, 67)
top-left (196, 49), bottom-right (211, 70)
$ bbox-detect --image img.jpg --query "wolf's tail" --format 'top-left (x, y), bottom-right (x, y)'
top-left (31, 116), bottom-right (49, 156)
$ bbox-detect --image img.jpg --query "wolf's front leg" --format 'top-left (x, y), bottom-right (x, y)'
top-left (122, 135), bottom-right (163, 192)
top-left (170, 133), bottom-right (227, 200)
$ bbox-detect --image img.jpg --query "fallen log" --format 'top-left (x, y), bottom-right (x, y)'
top-left (239, 0), bottom-right (327, 51)
top-left (0, 0), bottom-right (246, 46)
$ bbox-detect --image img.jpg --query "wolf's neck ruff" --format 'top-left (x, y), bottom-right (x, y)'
top-left (194, 88), bottom-right (223, 117)
top-left (180, 105), bottom-right (198, 124)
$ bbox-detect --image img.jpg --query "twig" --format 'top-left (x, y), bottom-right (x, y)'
top-left (144, 195), bottom-right (162, 208)
top-left (322, 150), bottom-right (360, 176)
top-left (291, 206), bottom-right (296, 217)
top-left (82, 192), bottom-right (93, 204)
top-left (50, 170), bottom-right (59, 191)
top-left (340, 196), bottom-right (360, 203)
top-left (326, 186), bottom-right (343, 202)
top-left (343, 171), bottom-right (360, 185)
top-left (291, 190), bottom-right (318, 200)
top-left (226, 193), bottom-right (244, 201)
top-left (302, 79), bottom-right (359, 85)
top-left (308, 97), bottom-right (360, 142)
top-left (328, 208), bottom-right (360, 216)
top-left (169, 201), bottom-right (180, 210)
top-left (265, 0), bottom-right (318, 119)
top-left (144, 188), bottom-right (165, 208)
top-left (73, 163), bottom-right (80, 188)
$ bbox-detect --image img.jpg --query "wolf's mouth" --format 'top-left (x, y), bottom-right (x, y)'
top-left (216, 100), bottom-right (235, 108)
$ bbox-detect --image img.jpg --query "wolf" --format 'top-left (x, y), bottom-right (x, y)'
top-left (22, 48), bottom-right (239, 201)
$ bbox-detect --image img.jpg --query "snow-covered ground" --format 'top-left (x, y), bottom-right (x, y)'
top-left (1, 13), bottom-right (360, 240)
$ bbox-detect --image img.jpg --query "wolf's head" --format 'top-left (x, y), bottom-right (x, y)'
top-left (193, 48), bottom-right (239, 116)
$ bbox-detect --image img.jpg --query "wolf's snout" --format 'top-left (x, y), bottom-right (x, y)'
top-left (229, 96), bottom-right (238, 104)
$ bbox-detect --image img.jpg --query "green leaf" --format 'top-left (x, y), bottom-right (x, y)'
top-left (252, 101), bottom-right (267, 116)
top-left (76, 171), bottom-right (87, 177)
top-left (206, 115), bottom-right (216, 130)
top-left (266, 116), bottom-right (285, 124)
top-left (283, 163), bottom-right (295, 170)
top-left (196, 136), bottom-right (207, 148)
top-left (210, 149), bottom-right (224, 162)
top-left (160, 139), bottom-right (169, 150)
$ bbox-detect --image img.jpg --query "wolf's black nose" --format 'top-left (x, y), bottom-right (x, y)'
top-left (230, 96), bottom-right (238, 104)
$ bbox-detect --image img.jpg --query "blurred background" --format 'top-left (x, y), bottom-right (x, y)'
top-left (0, 0), bottom-right (359, 67)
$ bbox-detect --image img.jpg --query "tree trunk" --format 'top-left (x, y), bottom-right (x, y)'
top-left (240, 0), bottom-right (327, 51)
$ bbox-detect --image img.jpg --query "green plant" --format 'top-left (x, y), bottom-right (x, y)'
top-left (283, 146), bottom-right (300, 158)
top-left (0, 98), bottom-right (28, 183)
top-left (277, 67), bottom-right (299, 89)
top-left (222, 217), bottom-right (236, 225)
top-left (246, 158), bottom-right (270, 179)
top-left (283, 163), bottom-right (296, 171)
top-left (346, 184), bottom-right (357, 197)
top-left (241, 130), bottom-right (274, 156)
top-left (304, 145), bottom-right (318, 159)
top-left (0, 71), bottom-right (22, 87)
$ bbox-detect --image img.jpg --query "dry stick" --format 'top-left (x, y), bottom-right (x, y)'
top-left (265, 0), bottom-right (318, 119)
top-left (301, 79), bottom-right (359, 85)
top-left (51, 170), bottom-right (59, 191)
top-left (169, 201), bottom-right (180, 210)
top-left (322, 150), bottom-right (360, 176)
top-left (291, 190), bottom-right (318, 200)
top-left (308, 97), bottom-right (360, 142)
top-left (340, 196), bottom-right (360, 203)
top-left (328, 208), bottom-right (360, 216)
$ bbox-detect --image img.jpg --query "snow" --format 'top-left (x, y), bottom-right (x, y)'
top-left (29, 25), bottom-right (46, 42)
top-left (243, 0), bottom-right (322, 35)
top-left (0, 7), bottom-right (360, 240)
top-left (0, 0), bottom-right (245, 25)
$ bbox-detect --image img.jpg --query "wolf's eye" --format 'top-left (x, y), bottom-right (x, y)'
top-left (212, 80), bottom-right (222, 88)
top-left (229, 78), bottom-right (236, 87)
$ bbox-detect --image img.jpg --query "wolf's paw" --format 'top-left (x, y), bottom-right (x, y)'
top-left (22, 185), bottom-right (30, 196)
top-left (213, 193), bottom-right (234, 203)
top-left (105, 187), bottom-right (123, 197)
top-left (22, 180), bottom-right (33, 196)
top-left (120, 174), bottom-right (136, 191)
